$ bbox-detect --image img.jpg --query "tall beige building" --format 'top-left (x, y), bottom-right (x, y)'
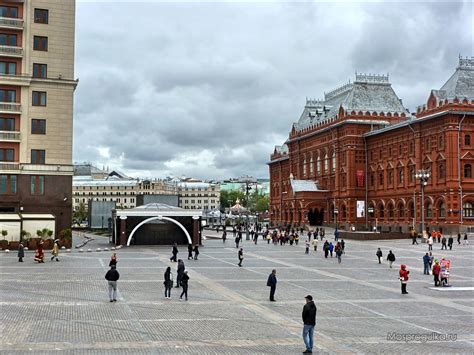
top-left (0, 0), bottom-right (77, 236)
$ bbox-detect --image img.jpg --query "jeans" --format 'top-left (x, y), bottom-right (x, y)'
top-left (180, 283), bottom-right (188, 300)
top-left (424, 264), bottom-right (430, 274)
top-left (165, 286), bottom-right (171, 298)
top-left (269, 286), bottom-right (276, 301)
top-left (108, 281), bottom-right (117, 300)
top-left (303, 324), bottom-right (315, 351)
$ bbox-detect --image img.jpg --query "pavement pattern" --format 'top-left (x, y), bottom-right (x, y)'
top-left (0, 229), bottom-right (473, 354)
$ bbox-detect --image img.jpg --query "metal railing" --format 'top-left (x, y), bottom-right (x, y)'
top-left (0, 17), bottom-right (24, 28)
top-left (0, 131), bottom-right (20, 141)
top-left (0, 45), bottom-right (23, 57)
top-left (0, 162), bottom-right (19, 170)
top-left (0, 102), bottom-right (21, 112)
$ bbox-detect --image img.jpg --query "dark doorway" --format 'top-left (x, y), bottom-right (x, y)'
top-left (308, 208), bottom-right (324, 226)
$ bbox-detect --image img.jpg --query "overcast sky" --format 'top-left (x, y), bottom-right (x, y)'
top-left (73, 0), bottom-right (472, 180)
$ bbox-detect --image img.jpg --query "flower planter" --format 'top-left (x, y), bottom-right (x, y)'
top-left (0, 240), bottom-right (9, 250)
top-left (9, 241), bottom-right (19, 250)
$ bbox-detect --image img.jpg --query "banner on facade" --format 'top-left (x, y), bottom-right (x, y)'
top-left (356, 170), bottom-right (364, 187)
top-left (356, 200), bottom-right (365, 218)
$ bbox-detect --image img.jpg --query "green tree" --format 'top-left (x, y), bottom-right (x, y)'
top-left (73, 202), bottom-right (87, 222)
top-left (220, 190), bottom-right (245, 209)
top-left (255, 195), bottom-right (269, 212)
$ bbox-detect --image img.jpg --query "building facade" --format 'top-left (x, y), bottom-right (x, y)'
top-left (0, 1), bottom-right (77, 237)
top-left (269, 57), bottom-right (474, 234)
top-left (178, 181), bottom-right (220, 210)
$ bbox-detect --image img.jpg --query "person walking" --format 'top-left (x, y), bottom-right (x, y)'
top-left (305, 240), bottom-right (310, 254)
top-left (163, 266), bottom-right (173, 299)
top-left (193, 245), bottom-right (199, 260)
top-left (179, 270), bottom-right (189, 301)
top-left (437, 230), bottom-right (441, 243)
top-left (376, 248), bottom-right (383, 264)
top-left (176, 259), bottom-right (184, 288)
top-left (411, 228), bottom-right (418, 245)
top-left (323, 241), bottom-right (329, 258)
top-left (432, 260), bottom-right (441, 286)
top-left (387, 250), bottom-right (395, 268)
top-left (232, 226), bottom-right (237, 238)
top-left (18, 242), bottom-right (24, 262)
top-left (428, 236), bottom-right (433, 251)
top-left (302, 295), bottom-right (317, 354)
top-left (109, 253), bottom-right (118, 267)
top-left (238, 248), bottom-right (243, 267)
top-left (448, 236), bottom-right (454, 250)
top-left (334, 228), bottom-right (339, 241)
top-left (441, 236), bottom-right (447, 250)
top-left (340, 239), bottom-right (345, 254)
top-left (105, 265), bottom-right (120, 302)
top-left (170, 243), bottom-right (179, 262)
top-left (187, 244), bottom-right (193, 260)
top-left (50, 239), bottom-right (60, 262)
top-left (423, 253), bottom-right (430, 275)
top-left (329, 242), bottom-right (334, 258)
top-left (336, 247), bottom-right (342, 264)
top-left (222, 229), bottom-right (227, 243)
top-left (399, 264), bottom-right (410, 294)
top-left (457, 233), bottom-right (461, 245)
top-left (464, 233), bottom-right (469, 245)
top-left (428, 251), bottom-right (434, 269)
top-left (267, 269), bottom-right (277, 302)
top-left (235, 236), bottom-right (240, 248)
top-left (312, 238), bottom-right (318, 252)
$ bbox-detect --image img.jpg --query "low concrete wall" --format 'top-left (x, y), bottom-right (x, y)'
top-left (340, 232), bottom-right (410, 241)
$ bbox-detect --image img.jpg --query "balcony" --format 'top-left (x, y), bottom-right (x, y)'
top-left (0, 130), bottom-right (20, 142)
top-left (20, 164), bottom-right (75, 174)
top-left (0, 17), bottom-right (24, 29)
top-left (0, 45), bottom-right (23, 57)
top-left (0, 102), bottom-right (21, 114)
top-left (0, 162), bottom-right (19, 171)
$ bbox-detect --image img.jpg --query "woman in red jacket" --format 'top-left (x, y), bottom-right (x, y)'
top-left (399, 264), bottom-right (410, 294)
top-left (432, 260), bottom-right (441, 287)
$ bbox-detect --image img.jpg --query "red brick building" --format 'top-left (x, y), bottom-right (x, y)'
top-left (269, 57), bottom-right (474, 234)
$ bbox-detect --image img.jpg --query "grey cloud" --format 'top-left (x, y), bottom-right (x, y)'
top-left (73, 1), bottom-right (470, 179)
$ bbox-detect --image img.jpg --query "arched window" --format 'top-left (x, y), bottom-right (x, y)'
top-left (463, 202), bottom-right (473, 218)
top-left (342, 204), bottom-right (347, 218)
top-left (309, 157), bottom-right (314, 175)
top-left (465, 134), bottom-right (471, 146)
top-left (379, 204), bottom-right (384, 218)
top-left (438, 163), bottom-right (445, 179)
top-left (439, 202), bottom-right (445, 218)
top-left (331, 151), bottom-right (336, 172)
top-left (324, 154), bottom-right (328, 173)
top-left (464, 164), bottom-right (472, 178)
top-left (316, 156), bottom-right (321, 175)
top-left (379, 172), bottom-right (384, 186)
top-left (303, 158), bottom-right (307, 177)
top-left (438, 135), bottom-right (444, 149)
top-left (370, 173), bottom-right (374, 187)
top-left (398, 168), bottom-right (404, 184)
top-left (388, 203), bottom-right (394, 218)
top-left (399, 203), bottom-right (405, 218)
top-left (426, 203), bottom-right (433, 218)
top-left (409, 202), bottom-right (414, 218)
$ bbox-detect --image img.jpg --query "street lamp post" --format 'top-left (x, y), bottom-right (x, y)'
top-left (415, 170), bottom-right (430, 236)
top-left (334, 209), bottom-right (339, 230)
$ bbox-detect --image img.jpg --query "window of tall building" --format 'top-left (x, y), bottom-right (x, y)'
top-left (31, 149), bottom-right (45, 164)
top-left (324, 154), bottom-right (328, 172)
top-left (30, 175), bottom-right (45, 195)
top-left (409, 142), bottom-right (414, 155)
top-left (31, 119), bottom-right (46, 134)
top-left (387, 169), bottom-right (393, 185)
top-left (309, 157), bottom-right (314, 175)
top-left (316, 156), bottom-right (321, 175)
top-left (33, 36), bottom-right (48, 51)
top-left (399, 204), bottom-right (405, 218)
top-left (0, 117), bottom-right (14, 131)
top-left (463, 202), bottom-right (473, 218)
top-left (438, 163), bottom-right (445, 179)
top-left (426, 203), bottom-right (433, 218)
top-left (32, 91), bottom-right (46, 106)
top-left (465, 134), bottom-right (471, 146)
top-left (331, 151), bottom-right (336, 172)
top-left (0, 6), bottom-right (18, 18)
top-left (33, 63), bottom-right (47, 78)
top-left (465, 164), bottom-right (472, 178)
top-left (0, 174), bottom-right (16, 194)
top-left (438, 135), bottom-right (444, 150)
top-left (439, 202), bottom-right (446, 218)
top-left (409, 166), bottom-right (415, 183)
top-left (34, 9), bottom-right (49, 24)
top-left (0, 61), bottom-right (16, 75)
top-left (0, 148), bottom-right (14, 161)
top-left (378, 172), bottom-right (384, 186)
top-left (302, 159), bottom-right (306, 176)
top-left (0, 89), bottom-right (16, 102)
top-left (398, 168), bottom-right (404, 185)
top-left (0, 33), bottom-right (17, 46)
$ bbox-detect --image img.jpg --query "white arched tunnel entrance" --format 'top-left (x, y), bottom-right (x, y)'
top-left (126, 216), bottom-right (192, 246)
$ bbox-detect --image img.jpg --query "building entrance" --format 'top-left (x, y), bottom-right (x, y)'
top-left (307, 208), bottom-right (324, 226)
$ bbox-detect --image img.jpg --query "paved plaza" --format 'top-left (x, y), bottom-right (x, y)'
top-left (0, 230), bottom-right (473, 354)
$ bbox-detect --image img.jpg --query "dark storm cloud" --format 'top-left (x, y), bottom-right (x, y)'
top-left (74, 0), bottom-right (471, 179)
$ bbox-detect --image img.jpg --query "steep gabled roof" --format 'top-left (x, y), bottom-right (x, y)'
top-left (434, 56), bottom-right (474, 100)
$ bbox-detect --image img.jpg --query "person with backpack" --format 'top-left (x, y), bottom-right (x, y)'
top-left (387, 250), bottom-right (396, 268)
top-left (328, 242), bottom-right (334, 257)
top-left (302, 295), bottom-right (317, 354)
top-left (432, 260), bottom-right (441, 286)
top-left (176, 259), bottom-right (185, 288)
top-left (336, 247), bottom-right (342, 263)
top-left (179, 270), bottom-right (189, 301)
top-left (105, 265), bottom-right (120, 302)
top-left (323, 241), bottom-right (329, 258)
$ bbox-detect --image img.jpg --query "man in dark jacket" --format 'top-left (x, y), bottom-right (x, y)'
top-left (176, 259), bottom-right (185, 288)
top-left (238, 248), bottom-right (243, 267)
top-left (267, 269), bottom-right (277, 301)
top-left (179, 270), bottom-right (189, 301)
top-left (105, 265), bottom-right (120, 302)
top-left (170, 243), bottom-right (178, 262)
top-left (18, 242), bottom-right (24, 262)
top-left (302, 295), bottom-right (317, 353)
top-left (423, 253), bottom-right (431, 275)
top-left (448, 236), bottom-right (454, 250)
